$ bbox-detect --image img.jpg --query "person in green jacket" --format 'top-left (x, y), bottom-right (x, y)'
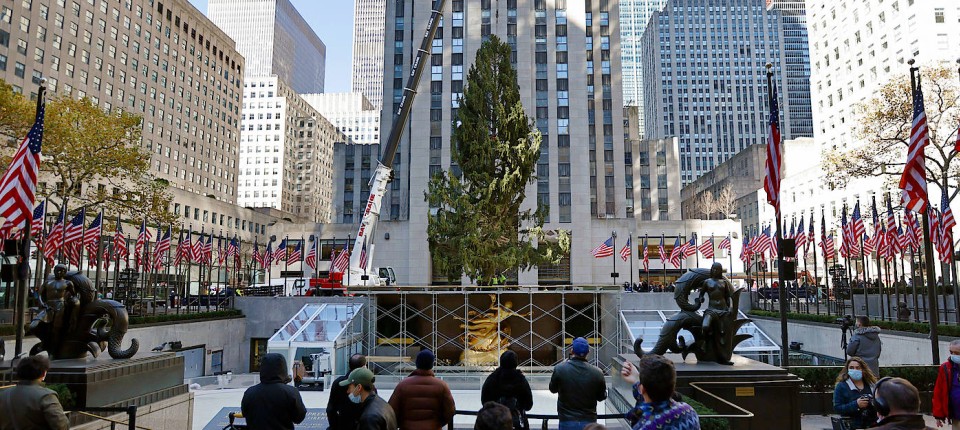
top-left (0, 355), bottom-right (70, 430)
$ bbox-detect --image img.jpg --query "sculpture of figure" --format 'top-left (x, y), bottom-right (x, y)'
top-left (35, 265), bottom-right (80, 348)
top-left (634, 263), bottom-right (752, 365)
top-left (29, 268), bottom-right (139, 360)
top-left (455, 295), bottom-right (531, 365)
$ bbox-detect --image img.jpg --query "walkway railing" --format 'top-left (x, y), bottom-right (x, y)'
top-left (448, 411), bottom-right (626, 430)
top-left (67, 405), bottom-right (141, 430)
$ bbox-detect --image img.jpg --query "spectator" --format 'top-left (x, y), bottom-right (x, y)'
top-left (475, 402), bottom-right (514, 430)
top-left (846, 316), bottom-right (882, 376)
top-left (933, 340), bottom-right (960, 428)
top-left (549, 337), bottom-right (607, 430)
top-left (872, 377), bottom-right (934, 429)
top-left (0, 355), bottom-right (70, 430)
top-left (341, 367), bottom-right (397, 430)
top-left (241, 353), bottom-right (306, 430)
top-left (328, 354), bottom-right (368, 430)
top-left (833, 356), bottom-right (878, 429)
top-left (620, 355), bottom-right (699, 430)
top-left (481, 350), bottom-right (533, 430)
top-left (388, 350), bottom-right (456, 430)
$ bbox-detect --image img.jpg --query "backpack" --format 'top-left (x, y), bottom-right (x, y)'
top-left (497, 396), bottom-right (529, 430)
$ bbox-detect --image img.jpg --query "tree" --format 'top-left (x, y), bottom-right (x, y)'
top-left (0, 81), bottom-right (177, 226)
top-left (425, 36), bottom-right (570, 285)
top-left (712, 185), bottom-right (736, 219)
top-left (823, 65), bottom-right (960, 200)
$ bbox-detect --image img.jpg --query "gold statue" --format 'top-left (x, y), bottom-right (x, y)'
top-left (455, 295), bottom-right (531, 365)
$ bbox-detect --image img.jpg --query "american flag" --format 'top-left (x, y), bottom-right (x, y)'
top-left (64, 208), bottom-right (85, 247)
top-left (273, 238), bottom-right (287, 265)
top-left (755, 226), bottom-right (774, 257)
top-left (232, 236), bottom-right (241, 266)
top-left (192, 230), bottom-right (205, 262)
top-left (908, 210), bottom-right (922, 251)
top-left (740, 236), bottom-right (752, 264)
top-left (328, 248), bottom-right (338, 272)
top-left (808, 214), bottom-right (816, 251)
top-left (822, 234), bottom-right (836, 260)
top-left (252, 238), bottom-right (261, 268)
top-left (113, 218), bottom-right (128, 260)
top-left (591, 237), bottom-right (614, 258)
top-left (956, 123), bottom-right (960, 153)
top-left (202, 234), bottom-right (213, 264)
top-left (305, 239), bottom-right (317, 270)
top-left (135, 219), bottom-right (151, 270)
top-left (218, 236), bottom-right (226, 265)
top-left (30, 200), bottom-right (46, 236)
top-left (619, 236), bottom-right (632, 261)
top-left (699, 236), bottom-right (715, 259)
top-left (174, 230), bottom-right (188, 266)
top-left (766, 226), bottom-right (778, 259)
top-left (886, 199), bottom-right (899, 256)
top-left (261, 241), bottom-right (272, 268)
top-left (642, 237), bottom-right (649, 270)
top-left (719, 235), bottom-right (731, 251)
top-left (840, 207), bottom-right (851, 258)
top-left (795, 216), bottom-right (807, 254)
top-left (43, 210), bottom-right (65, 263)
top-left (929, 208), bottom-right (941, 253)
top-left (683, 234), bottom-right (698, 258)
top-left (897, 225), bottom-right (908, 256)
top-left (333, 248), bottom-right (350, 272)
top-left (152, 227), bottom-right (171, 271)
top-left (877, 226), bottom-right (891, 261)
top-left (851, 202), bottom-right (866, 243)
top-left (939, 193), bottom-right (955, 263)
top-left (669, 237), bottom-right (685, 268)
top-left (359, 242), bottom-right (368, 269)
top-left (0, 100), bottom-right (44, 236)
top-left (82, 211), bottom-right (103, 252)
top-left (764, 76), bottom-right (783, 223)
top-left (862, 234), bottom-right (876, 255)
top-left (900, 77), bottom-right (931, 213)
top-left (288, 240), bottom-right (302, 264)
top-left (227, 236), bottom-right (239, 258)
top-left (658, 236), bottom-right (666, 263)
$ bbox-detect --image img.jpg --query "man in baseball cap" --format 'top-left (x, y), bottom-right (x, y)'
top-left (340, 367), bottom-right (397, 430)
top-left (549, 337), bottom-right (607, 430)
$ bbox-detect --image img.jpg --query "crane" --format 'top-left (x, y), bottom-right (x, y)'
top-left (344, 0), bottom-right (446, 286)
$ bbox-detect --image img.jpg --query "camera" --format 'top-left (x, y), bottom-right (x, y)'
top-left (836, 314), bottom-right (855, 331)
top-left (859, 394), bottom-right (874, 401)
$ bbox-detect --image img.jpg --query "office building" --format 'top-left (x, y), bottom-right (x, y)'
top-left (642, 0), bottom-right (810, 186)
top-left (624, 106), bottom-right (681, 221)
top-left (302, 92), bottom-right (381, 224)
top-left (352, 0), bottom-right (385, 110)
top-left (238, 76), bottom-right (338, 222)
top-left (207, 0), bottom-right (325, 94)
top-left (766, 0), bottom-right (813, 138)
top-left (619, 0), bottom-right (669, 138)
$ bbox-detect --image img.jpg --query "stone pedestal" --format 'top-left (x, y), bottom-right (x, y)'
top-left (45, 353), bottom-right (188, 409)
top-left (610, 354), bottom-right (802, 430)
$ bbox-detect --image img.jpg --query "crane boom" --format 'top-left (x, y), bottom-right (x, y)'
top-left (346, 0), bottom-right (446, 286)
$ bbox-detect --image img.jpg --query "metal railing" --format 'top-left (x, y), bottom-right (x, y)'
top-left (67, 405), bottom-right (141, 430)
top-left (448, 411), bottom-right (626, 430)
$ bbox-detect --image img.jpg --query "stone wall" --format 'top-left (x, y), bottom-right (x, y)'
top-left (72, 392), bottom-right (193, 430)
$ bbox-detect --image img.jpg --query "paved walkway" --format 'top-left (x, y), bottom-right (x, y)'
top-left (193, 387), bottom-right (940, 429)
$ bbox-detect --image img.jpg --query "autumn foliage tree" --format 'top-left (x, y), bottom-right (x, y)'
top-left (0, 80), bottom-right (177, 225)
top-left (425, 36), bottom-right (570, 285)
top-left (823, 65), bottom-right (960, 200)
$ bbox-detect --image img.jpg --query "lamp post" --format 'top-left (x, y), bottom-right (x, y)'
top-left (611, 230), bottom-right (619, 286)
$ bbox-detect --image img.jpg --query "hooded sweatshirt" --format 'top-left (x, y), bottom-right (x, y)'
top-left (846, 326), bottom-right (882, 376)
top-left (481, 350), bottom-right (534, 412)
top-left (241, 353), bottom-right (307, 430)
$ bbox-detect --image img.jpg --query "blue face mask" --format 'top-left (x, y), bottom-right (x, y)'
top-left (848, 369), bottom-right (863, 381)
top-left (349, 388), bottom-right (362, 404)
top-left (950, 355), bottom-right (960, 365)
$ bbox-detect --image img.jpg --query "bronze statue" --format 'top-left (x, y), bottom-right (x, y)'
top-left (634, 263), bottom-right (752, 365)
top-left (455, 294), bottom-right (530, 365)
top-left (29, 265), bottom-right (139, 360)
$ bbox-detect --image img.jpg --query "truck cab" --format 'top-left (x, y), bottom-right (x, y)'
top-left (378, 267), bottom-right (396, 286)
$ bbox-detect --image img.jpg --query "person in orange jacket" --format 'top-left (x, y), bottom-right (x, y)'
top-left (933, 340), bottom-right (960, 428)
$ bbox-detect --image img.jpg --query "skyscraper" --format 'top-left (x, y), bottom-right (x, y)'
top-left (642, 0), bottom-right (809, 186)
top-left (207, 0), bottom-right (326, 93)
top-left (383, 0), bottom-right (630, 284)
top-left (619, 0), bottom-right (669, 136)
top-left (352, 0), bottom-right (386, 110)
top-left (766, 0), bottom-right (812, 138)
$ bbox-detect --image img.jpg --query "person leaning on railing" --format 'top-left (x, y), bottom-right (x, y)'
top-left (833, 356), bottom-right (878, 429)
top-left (0, 355), bottom-right (70, 430)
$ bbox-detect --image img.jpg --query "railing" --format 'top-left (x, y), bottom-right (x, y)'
top-left (66, 405), bottom-right (141, 430)
top-left (447, 411), bottom-right (626, 430)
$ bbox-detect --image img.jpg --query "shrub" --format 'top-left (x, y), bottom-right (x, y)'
top-left (129, 309), bottom-right (242, 326)
top-left (681, 394), bottom-right (731, 430)
top-left (748, 310), bottom-right (960, 337)
top-left (789, 365), bottom-right (938, 392)
top-left (45, 383), bottom-right (76, 409)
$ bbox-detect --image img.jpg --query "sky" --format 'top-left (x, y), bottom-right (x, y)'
top-left (188, 0), bottom-right (355, 93)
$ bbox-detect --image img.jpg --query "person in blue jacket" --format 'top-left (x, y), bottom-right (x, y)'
top-left (834, 356), bottom-right (878, 429)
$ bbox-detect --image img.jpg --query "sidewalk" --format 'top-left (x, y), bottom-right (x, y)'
top-left (801, 413), bottom-right (940, 429)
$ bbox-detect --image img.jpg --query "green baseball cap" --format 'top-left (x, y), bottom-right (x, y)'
top-left (339, 367), bottom-right (375, 387)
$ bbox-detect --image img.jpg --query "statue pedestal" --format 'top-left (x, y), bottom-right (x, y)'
top-left (46, 353), bottom-right (188, 409)
top-left (610, 354), bottom-right (802, 430)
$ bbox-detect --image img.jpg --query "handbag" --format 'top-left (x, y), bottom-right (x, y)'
top-left (831, 416), bottom-right (852, 430)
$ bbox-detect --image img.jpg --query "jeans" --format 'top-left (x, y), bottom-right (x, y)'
top-left (558, 420), bottom-right (596, 430)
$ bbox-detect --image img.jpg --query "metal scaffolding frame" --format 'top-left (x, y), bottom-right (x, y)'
top-left (360, 288), bottom-right (624, 375)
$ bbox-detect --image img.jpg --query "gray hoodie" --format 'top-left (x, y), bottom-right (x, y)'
top-left (846, 326), bottom-right (882, 376)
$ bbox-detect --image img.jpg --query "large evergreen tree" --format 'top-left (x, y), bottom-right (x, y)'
top-left (425, 35), bottom-right (570, 285)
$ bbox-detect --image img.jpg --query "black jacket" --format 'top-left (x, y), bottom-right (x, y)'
top-left (241, 353), bottom-right (307, 430)
top-left (481, 351), bottom-right (534, 412)
top-left (358, 394), bottom-right (398, 430)
top-left (328, 374), bottom-right (363, 430)
top-left (549, 356), bottom-right (607, 421)
top-left (871, 414), bottom-right (934, 430)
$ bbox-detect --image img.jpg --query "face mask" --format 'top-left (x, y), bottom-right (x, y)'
top-left (848, 369), bottom-right (863, 381)
top-left (349, 389), bottom-right (362, 404)
top-left (950, 355), bottom-right (960, 365)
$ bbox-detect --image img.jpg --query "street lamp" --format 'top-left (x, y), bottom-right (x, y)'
top-left (611, 231), bottom-right (619, 286)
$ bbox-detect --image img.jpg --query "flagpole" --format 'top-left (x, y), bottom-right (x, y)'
top-left (645, 235), bottom-right (650, 286)
top-left (811, 212), bottom-right (820, 315)
top-left (874, 196), bottom-right (886, 321)
top-left (32, 200), bottom-right (48, 309)
top-left (628, 232), bottom-right (634, 289)
top-left (13, 81), bottom-right (45, 357)
top-left (766, 65), bottom-right (790, 367)
top-left (909, 62), bottom-right (941, 363)
top-left (895, 215), bottom-right (904, 320)
top-left (711, 234), bottom-right (716, 264)
top-left (661, 233), bottom-right (666, 288)
top-left (727, 233), bottom-right (733, 281)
